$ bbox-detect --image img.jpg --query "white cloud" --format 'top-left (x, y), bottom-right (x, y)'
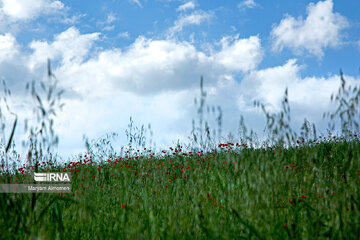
top-left (28, 27), bottom-right (100, 70)
top-left (49, 34), bottom-right (262, 98)
top-left (128, 0), bottom-right (142, 8)
top-left (54, 36), bottom-right (212, 97)
top-left (103, 25), bottom-right (115, 31)
top-left (118, 32), bottom-right (130, 39)
top-left (31, 32), bottom-right (264, 158)
top-left (61, 13), bottom-right (87, 24)
top-left (168, 10), bottom-right (212, 37)
top-left (176, 2), bottom-right (195, 12)
top-left (215, 34), bottom-right (263, 72)
top-left (241, 59), bottom-right (303, 112)
top-left (0, 33), bottom-right (19, 62)
top-left (238, 0), bottom-right (257, 10)
top-left (271, 0), bottom-right (349, 57)
top-left (97, 13), bottom-right (116, 25)
top-left (96, 13), bottom-right (117, 32)
top-left (106, 13), bottom-right (116, 24)
top-left (1, 26), bottom-right (358, 161)
top-left (0, 0), bottom-right (64, 21)
top-left (239, 59), bottom-right (353, 120)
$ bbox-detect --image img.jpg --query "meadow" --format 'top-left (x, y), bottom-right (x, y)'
top-left (0, 62), bottom-right (359, 239)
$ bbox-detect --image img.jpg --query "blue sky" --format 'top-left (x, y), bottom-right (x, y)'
top-left (0, 0), bottom-right (359, 161)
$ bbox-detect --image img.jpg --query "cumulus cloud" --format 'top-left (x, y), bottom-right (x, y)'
top-left (0, 0), bottom-right (64, 21)
top-left (237, 0), bottom-right (257, 10)
top-left (176, 2), bottom-right (195, 12)
top-left (6, 28), bottom-right (263, 159)
top-left (168, 10), bottom-right (212, 37)
top-left (44, 32), bottom-right (262, 98)
top-left (271, 0), bottom-right (349, 57)
top-left (239, 58), bottom-right (356, 122)
top-left (0, 32), bottom-right (32, 92)
top-left (28, 27), bottom-right (100, 70)
top-left (1, 25), bottom-right (358, 160)
top-left (214, 34), bottom-right (263, 72)
top-left (241, 59), bottom-right (303, 111)
top-left (0, 33), bottom-right (19, 62)
top-left (54, 36), bottom-right (212, 97)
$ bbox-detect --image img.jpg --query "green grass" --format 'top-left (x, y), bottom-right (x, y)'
top-left (0, 63), bottom-right (360, 239)
top-left (1, 138), bottom-right (359, 239)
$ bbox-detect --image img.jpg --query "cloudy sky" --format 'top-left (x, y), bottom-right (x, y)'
top-left (0, 0), bottom-right (359, 161)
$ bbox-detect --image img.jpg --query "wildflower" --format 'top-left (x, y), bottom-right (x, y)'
top-left (122, 204), bottom-right (125, 208)
top-left (298, 198), bottom-right (302, 202)
top-left (101, 186), bottom-right (104, 189)
top-left (301, 195), bottom-right (307, 199)
top-left (318, 195), bottom-right (323, 198)
top-left (283, 224), bottom-right (288, 228)
top-left (168, 179), bottom-right (172, 182)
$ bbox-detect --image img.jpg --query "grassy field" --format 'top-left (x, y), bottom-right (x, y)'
top-left (1, 137), bottom-right (360, 239)
top-left (0, 63), bottom-right (360, 239)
